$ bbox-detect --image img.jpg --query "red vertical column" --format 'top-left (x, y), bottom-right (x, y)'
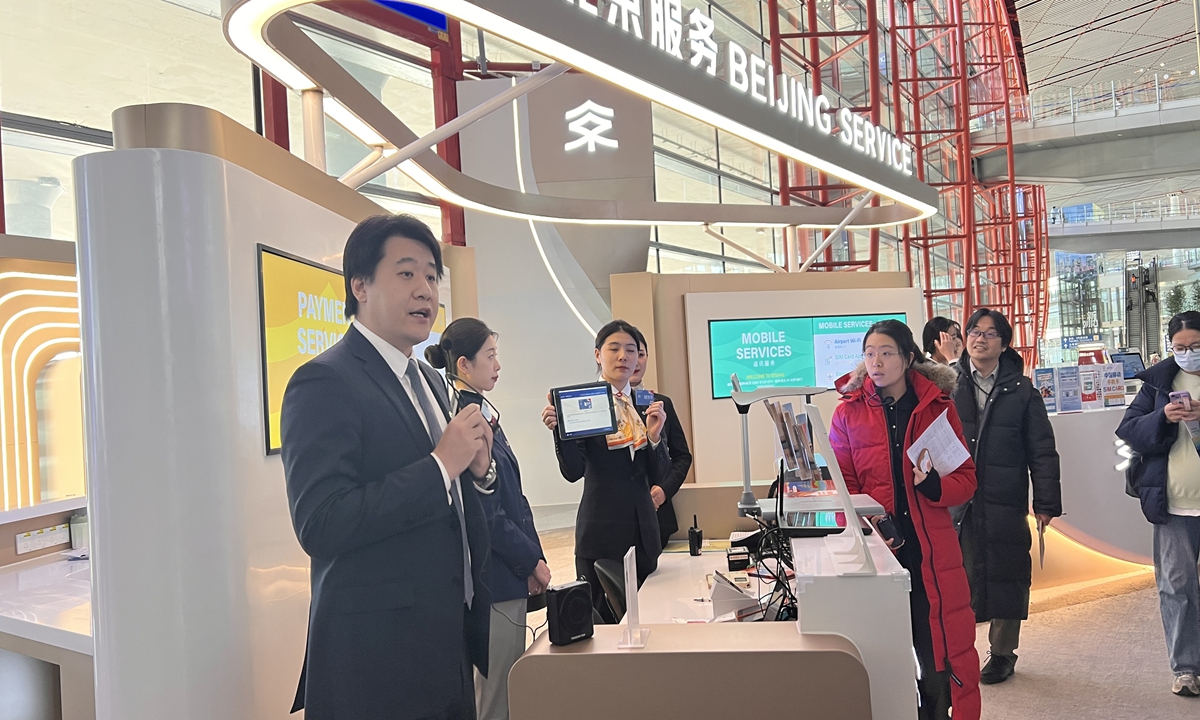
top-left (767, 0), bottom-right (791, 269)
top-left (432, 19), bottom-right (467, 247)
top-left (261, 71), bottom-right (291, 151)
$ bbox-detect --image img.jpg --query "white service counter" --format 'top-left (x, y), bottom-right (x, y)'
top-left (0, 552), bottom-right (94, 720)
top-left (637, 532), bottom-right (917, 720)
top-left (1048, 406), bottom-right (1153, 565)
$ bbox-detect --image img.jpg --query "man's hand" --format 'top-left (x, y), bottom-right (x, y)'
top-left (542, 392), bottom-right (558, 431)
top-left (650, 485), bottom-right (666, 508)
top-left (528, 559), bottom-right (552, 596)
top-left (467, 420), bottom-right (493, 478)
top-left (433, 405), bottom-right (488, 478)
top-left (1035, 513), bottom-right (1053, 529)
top-left (644, 400), bottom-right (666, 443)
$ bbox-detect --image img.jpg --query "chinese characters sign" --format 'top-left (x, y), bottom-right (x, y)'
top-left (395, 0), bottom-right (938, 215)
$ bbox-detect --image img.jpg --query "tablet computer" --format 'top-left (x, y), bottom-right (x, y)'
top-left (552, 382), bottom-right (619, 441)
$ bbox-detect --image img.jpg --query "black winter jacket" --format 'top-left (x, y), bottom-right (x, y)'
top-left (953, 348), bottom-right (1062, 621)
top-left (1116, 358), bottom-right (1185, 524)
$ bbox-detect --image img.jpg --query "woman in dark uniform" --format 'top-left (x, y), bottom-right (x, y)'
top-left (427, 318), bottom-right (548, 720)
top-left (541, 319), bottom-right (670, 622)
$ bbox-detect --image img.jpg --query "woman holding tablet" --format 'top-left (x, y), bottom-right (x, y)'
top-left (426, 318), bottom-right (549, 720)
top-left (542, 320), bottom-right (670, 622)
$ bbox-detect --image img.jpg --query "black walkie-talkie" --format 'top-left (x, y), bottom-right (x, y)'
top-left (688, 515), bottom-right (703, 556)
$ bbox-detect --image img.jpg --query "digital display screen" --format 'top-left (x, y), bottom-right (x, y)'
top-left (1112, 352), bottom-right (1146, 380)
top-left (257, 245), bottom-right (447, 455)
top-left (708, 313), bottom-right (907, 399)
top-left (258, 245), bottom-right (348, 455)
top-left (554, 383), bottom-right (618, 440)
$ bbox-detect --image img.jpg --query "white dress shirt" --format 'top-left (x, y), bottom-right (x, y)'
top-left (355, 320), bottom-right (456, 506)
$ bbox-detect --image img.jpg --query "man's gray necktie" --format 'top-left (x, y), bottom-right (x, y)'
top-left (405, 361), bottom-right (473, 607)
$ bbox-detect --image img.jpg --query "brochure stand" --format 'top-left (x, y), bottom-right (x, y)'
top-left (806, 403), bottom-right (877, 576)
top-left (617, 547), bottom-right (650, 648)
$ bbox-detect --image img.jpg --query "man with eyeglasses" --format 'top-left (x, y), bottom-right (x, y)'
top-left (952, 308), bottom-right (1062, 685)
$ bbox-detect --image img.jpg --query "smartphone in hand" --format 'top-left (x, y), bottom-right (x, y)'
top-left (1170, 391), bottom-right (1193, 411)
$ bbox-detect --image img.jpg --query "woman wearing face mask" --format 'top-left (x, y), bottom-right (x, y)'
top-left (828, 320), bottom-right (981, 720)
top-left (1117, 310), bottom-right (1200, 698)
top-left (541, 320), bottom-right (670, 622)
top-left (426, 319), bottom-right (550, 720)
top-left (922, 317), bottom-right (963, 366)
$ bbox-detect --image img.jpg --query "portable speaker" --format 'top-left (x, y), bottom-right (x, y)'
top-left (546, 580), bottom-right (594, 646)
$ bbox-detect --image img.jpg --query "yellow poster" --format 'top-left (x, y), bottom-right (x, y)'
top-left (259, 246), bottom-right (349, 454)
top-left (257, 245), bottom-right (448, 454)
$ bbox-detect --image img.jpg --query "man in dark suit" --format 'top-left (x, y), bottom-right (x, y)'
top-left (281, 215), bottom-right (495, 720)
top-left (630, 335), bottom-right (693, 548)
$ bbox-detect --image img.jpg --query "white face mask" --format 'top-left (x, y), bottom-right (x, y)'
top-left (1175, 350), bottom-right (1200, 373)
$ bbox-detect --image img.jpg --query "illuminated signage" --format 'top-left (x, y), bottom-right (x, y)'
top-left (257, 245), bottom-right (348, 454)
top-left (560, 0), bottom-right (915, 176)
top-left (565, 100), bottom-right (618, 152)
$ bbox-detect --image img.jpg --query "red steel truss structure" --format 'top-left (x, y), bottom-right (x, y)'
top-left (770, 0), bottom-right (1049, 364)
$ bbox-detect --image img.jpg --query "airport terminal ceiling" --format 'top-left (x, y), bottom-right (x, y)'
top-left (1014, 0), bottom-right (1200, 215)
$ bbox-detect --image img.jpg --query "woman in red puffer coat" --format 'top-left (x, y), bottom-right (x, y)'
top-left (828, 320), bottom-right (981, 720)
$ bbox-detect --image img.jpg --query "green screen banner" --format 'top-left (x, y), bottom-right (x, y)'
top-left (709, 313), bottom-right (905, 398)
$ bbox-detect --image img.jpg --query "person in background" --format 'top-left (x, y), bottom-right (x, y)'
top-left (426, 318), bottom-right (551, 720)
top-left (281, 215), bottom-right (493, 720)
top-left (1117, 310), bottom-right (1200, 698)
top-left (953, 308), bottom-right (1062, 685)
top-left (630, 332), bottom-right (693, 549)
top-left (829, 319), bottom-right (981, 720)
top-left (923, 317), bottom-right (963, 366)
top-left (1151, 352), bottom-right (1163, 365)
top-left (541, 320), bottom-right (670, 622)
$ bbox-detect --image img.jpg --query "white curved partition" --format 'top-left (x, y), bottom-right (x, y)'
top-left (76, 147), bottom-right (355, 720)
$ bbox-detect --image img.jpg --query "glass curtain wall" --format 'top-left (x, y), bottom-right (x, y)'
top-left (0, 0), bottom-right (445, 241)
top-left (646, 0), bottom-right (906, 275)
top-left (1041, 247), bottom-right (1200, 365)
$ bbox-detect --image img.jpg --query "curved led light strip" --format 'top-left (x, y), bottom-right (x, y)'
top-left (23, 339), bottom-right (81, 509)
top-left (9, 323), bottom-right (80, 508)
top-left (223, 0), bottom-right (939, 228)
top-left (0, 281), bottom-right (78, 510)
top-left (511, 85), bottom-right (596, 338)
top-left (0, 299), bottom-right (80, 508)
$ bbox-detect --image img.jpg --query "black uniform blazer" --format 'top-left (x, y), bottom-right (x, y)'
top-left (652, 393), bottom-right (693, 541)
top-left (554, 405), bottom-right (671, 563)
top-left (280, 325), bottom-right (491, 720)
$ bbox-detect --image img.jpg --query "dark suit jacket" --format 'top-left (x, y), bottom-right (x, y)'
top-left (456, 390), bottom-right (544, 603)
top-left (554, 408), bottom-right (671, 566)
top-left (280, 325), bottom-right (491, 720)
top-left (651, 393), bottom-right (693, 544)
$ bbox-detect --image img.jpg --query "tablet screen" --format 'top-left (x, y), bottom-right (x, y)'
top-left (555, 383), bottom-right (618, 440)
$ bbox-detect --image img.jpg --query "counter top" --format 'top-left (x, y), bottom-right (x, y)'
top-left (0, 551), bottom-right (93, 655)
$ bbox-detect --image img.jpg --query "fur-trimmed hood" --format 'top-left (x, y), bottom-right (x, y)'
top-left (837, 359), bottom-right (960, 396)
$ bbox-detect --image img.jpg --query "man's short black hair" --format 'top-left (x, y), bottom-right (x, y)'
top-left (342, 214), bottom-right (442, 318)
top-left (965, 307), bottom-right (1013, 348)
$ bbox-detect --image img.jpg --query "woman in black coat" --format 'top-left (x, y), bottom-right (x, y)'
top-left (952, 309), bottom-right (1061, 685)
top-left (1116, 311), bottom-right (1200, 697)
top-left (541, 320), bottom-right (670, 622)
top-left (630, 333), bottom-right (693, 549)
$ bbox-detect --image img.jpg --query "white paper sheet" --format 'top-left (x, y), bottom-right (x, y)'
top-left (906, 409), bottom-right (971, 476)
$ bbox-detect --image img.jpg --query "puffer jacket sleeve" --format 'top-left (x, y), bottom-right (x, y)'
top-left (1117, 383), bottom-right (1174, 456)
top-left (828, 404), bottom-right (863, 494)
top-left (1024, 386), bottom-right (1063, 517)
top-left (923, 403), bottom-right (977, 508)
